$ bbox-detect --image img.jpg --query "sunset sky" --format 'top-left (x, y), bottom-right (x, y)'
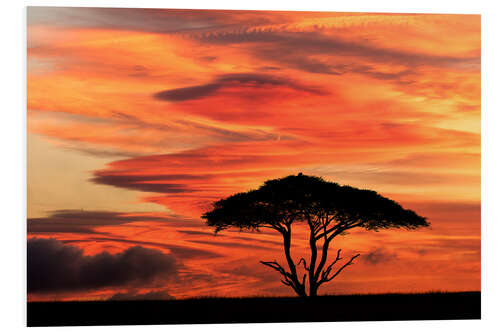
top-left (27, 7), bottom-right (480, 301)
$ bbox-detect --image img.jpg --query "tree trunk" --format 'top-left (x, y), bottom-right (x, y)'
top-left (308, 226), bottom-right (318, 297)
top-left (309, 285), bottom-right (318, 297)
top-left (283, 231), bottom-right (306, 297)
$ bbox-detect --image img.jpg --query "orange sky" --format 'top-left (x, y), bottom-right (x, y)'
top-left (27, 7), bottom-right (480, 301)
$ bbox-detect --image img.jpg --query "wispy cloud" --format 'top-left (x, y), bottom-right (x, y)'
top-left (154, 73), bottom-right (327, 102)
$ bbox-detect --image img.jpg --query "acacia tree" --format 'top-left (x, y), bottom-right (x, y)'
top-left (202, 174), bottom-right (429, 297)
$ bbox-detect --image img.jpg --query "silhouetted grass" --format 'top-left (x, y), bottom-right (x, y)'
top-left (27, 291), bottom-right (480, 326)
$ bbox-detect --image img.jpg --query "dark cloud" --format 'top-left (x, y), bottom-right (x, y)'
top-left (27, 210), bottom-right (184, 235)
top-left (108, 289), bottom-right (175, 301)
top-left (154, 83), bottom-right (221, 102)
top-left (201, 30), bottom-right (478, 66)
top-left (90, 173), bottom-right (205, 194)
top-left (258, 66), bottom-right (281, 71)
top-left (153, 73), bottom-right (327, 102)
top-left (28, 238), bottom-right (177, 293)
top-left (195, 30), bottom-right (479, 76)
top-left (362, 248), bottom-right (398, 265)
top-left (89, 150), bottom-right (269, 196)
top-left (28, 7), bottom-right (286, 34)
top-left (28, 7), bottom-right (228, 34)
top-left (200, 56), bottom-right (217, 62)
top-left (28, 211), bottom-right (127, 235)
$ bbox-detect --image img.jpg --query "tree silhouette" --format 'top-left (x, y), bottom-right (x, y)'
top-left (202, 174), bottom-right (429, 297)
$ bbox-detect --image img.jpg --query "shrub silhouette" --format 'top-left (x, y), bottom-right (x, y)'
top-left (202, 174), bottom-right (429, 297)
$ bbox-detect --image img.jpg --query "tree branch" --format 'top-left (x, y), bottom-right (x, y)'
top-left (258, 223), bottom-right (288, 235)
top-left (312, 226), bottom-right (337, 281)
top-left (280, 279), bottom-right (292, 287)
top-left (298, 257), bottom-right (309, 271)
top-left (260, 260), bottom-right (290, 278)
top-left (314, 219), bottom-right (366, 242)
top-left (322, 249), bottom-right (343, 276)
top-left (314, 223), bottom-right (344, 241)
top-left (260, 260), bottom-right (305, 296)
top-left (281, 229), bottom-right (301, 286)
top-left (312, 212), bottom-right (339, 236)
top-left (317, 252), bottom-right (360, 286)
top-left (307, 216), bottom-right (319, 295)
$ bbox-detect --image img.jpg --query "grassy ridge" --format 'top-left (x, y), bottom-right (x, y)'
top-left (27, 291), bottom-right (480, 326)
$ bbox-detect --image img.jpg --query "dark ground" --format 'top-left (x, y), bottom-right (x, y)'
top-left (27, 291), bottom-right (480, 326)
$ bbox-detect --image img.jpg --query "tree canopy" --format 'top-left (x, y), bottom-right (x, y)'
top-left (202, 173), bottom-right (429, 297)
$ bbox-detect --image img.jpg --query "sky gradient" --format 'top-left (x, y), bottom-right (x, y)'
top-left (27, 7), bottom-right (480, 301)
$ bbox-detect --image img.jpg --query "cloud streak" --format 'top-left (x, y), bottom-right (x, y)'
top-left (65, 237), bottom-right (222, 260)
top-left (195, 29), bottom-right (479, 74)
top-left (154, 73), bottom-right (327, 102)
top-left (362, 248), bottom-right (398, 265)
top-left (27, 210), bottom-right (193, 235)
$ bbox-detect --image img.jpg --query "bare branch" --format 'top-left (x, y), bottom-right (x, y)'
top-left (330, 249), bottom-right (343, 267)
top-left (298, 257), bottom-right (309, 271)
top-left (311, 214), bottom-right (325, 234)
top-left (260, 260), bottom-right (289, 277)
top-left (262, 260), bottom-right (294, 282)
top-left (314, 217), bottom-right (367, 241)
top-left (317, 252), bottom-right (360, 286)
top-left (258, 223), bottom-right (288, 235)
top-left (311, 214), bottom-right (326, 235)
top-left (314, 224), bottom-right (344, 241)
top-left (261, 259), bottom-right (307, 296)
top-left (280, 279), bottom-right (292, 287)
top-left (312, 229), bottom-right (336, 282)
top-left (325, 253), bottom-right (360, 282)
top-left (312, 212), bottom-right (339, 236)
top-left (281, 229), bottom-right (301, 286)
